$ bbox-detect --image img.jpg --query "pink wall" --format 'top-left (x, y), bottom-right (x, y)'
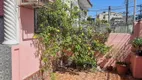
top-left (12, 7), bottom-right (40, 80)
top-left (98, 33), bottom-right (132, 68)
top-left (98, 22), bottom-right (142, 69)
top-left (130, 53), bottom-right (142, 78)
top-left (130, 21), bottom-right (142, 78)
top-left (102, 21), bottom-right (142, 78)
top-left (0, 0), bottom-right (3, 16)
top-left (134, 21), bottom-right (142, 37)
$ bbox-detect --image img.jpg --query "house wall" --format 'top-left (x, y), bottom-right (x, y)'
top-left (0, 0), bottom-right (4, 43)
top-left (0, 0), bottom-right (3, 16)
top-left (12, 7), bottom-right (40, 80)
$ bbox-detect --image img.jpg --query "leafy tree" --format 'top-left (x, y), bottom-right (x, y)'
top-left (35, 0), bottom-right (110, 74)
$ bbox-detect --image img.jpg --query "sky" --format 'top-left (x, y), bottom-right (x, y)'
top-left (88, 0), bottom-right (142, 17)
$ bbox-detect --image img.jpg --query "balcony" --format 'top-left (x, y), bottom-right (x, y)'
top-left (20, 0), bottom-right (50, 8)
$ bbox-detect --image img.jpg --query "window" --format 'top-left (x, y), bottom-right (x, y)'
top-left (103, 15), bottom-right (105, 19)
top-left (34, 8), bottom-right (41, 34)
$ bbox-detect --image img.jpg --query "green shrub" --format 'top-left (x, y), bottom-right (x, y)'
top-left (132, 37), bottom-right (142, 48)
top-left (36, 0), bottom-right (110, 71)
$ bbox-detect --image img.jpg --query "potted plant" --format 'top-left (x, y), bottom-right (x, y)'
top-left (131, 38), bottom-right (138, 52)
top-left (116, 61), bottom-right (128, 75)
top-left (131, 37), bottom-right (142, 56)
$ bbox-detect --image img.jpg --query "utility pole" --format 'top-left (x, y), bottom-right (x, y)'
top-left (137, 4), bottom-right (142, 20)
top-left (95, 11), bottom-right (98, 23)
top-left (140, 4), bottom-right (142, 15)
top-left (133, 0), bottom-right (136, 34)
top-left (126, 0), bottom-right (129, 32)
top-left (133, 0), bottom-right (136, 22)
top-left (108, 6), bottom-right (111, 23)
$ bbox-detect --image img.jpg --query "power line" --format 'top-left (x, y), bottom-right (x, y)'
top-left (88, 4), bottom-right (142, 12)
top-left (88, 6), bottom-right (134, 12)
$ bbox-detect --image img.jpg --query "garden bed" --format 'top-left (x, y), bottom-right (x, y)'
top-left (45, 69), bottom-right (137, 80)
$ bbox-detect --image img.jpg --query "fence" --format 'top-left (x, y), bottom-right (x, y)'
top-left (88, 2), bottom-right (142, 33)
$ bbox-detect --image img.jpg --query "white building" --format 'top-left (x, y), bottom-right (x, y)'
top-left (63, 0), bottom-right (92, 27)
top-left (65, 0), bottom-right (92, 20)
top-left (97, 12), bottom-right (123, 21)
top-left (78, 0), bottom-right (92, 21)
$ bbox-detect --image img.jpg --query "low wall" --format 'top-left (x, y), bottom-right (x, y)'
top-left (98, 33), bottom-right (132, 68)
top-left (106, 33), bottom-right (131, 61)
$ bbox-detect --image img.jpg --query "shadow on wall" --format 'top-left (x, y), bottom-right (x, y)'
top-left (26, 38), bottom-right (45, 80)
top-left (98, 33), bottom-right (132, 69)
top-left (0, 16), bottom-right (4, 43)
top-left (19, 7), bottom-right (43, 80)
top-left (20, 7), bottom-right (34, 41)
top-left (98, 21), bottom-right (142, 69)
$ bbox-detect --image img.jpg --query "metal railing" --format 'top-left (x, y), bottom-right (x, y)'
top-left (21, 0), bottom-right (49, 4)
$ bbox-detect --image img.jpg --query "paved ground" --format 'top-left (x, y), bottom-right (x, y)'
top-left (46, 71), bottom-right (139, 80)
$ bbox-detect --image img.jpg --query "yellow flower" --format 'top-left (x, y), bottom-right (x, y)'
top-left (33, 34), bottom-right (38, 39)
top-left (96, 40), bottom-right (99, 42)
top-left (56, 29), bottom-right (60, 32)
top-left (82, 33), bottom-right (84, 36)
top-left (88, 47), bottom-right (91, 50)
top-left (48, 33), bottom-right (50, 36)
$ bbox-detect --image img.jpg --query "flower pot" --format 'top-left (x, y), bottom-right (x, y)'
top-left (130, 54), bottom-right (142, 78)
top-left (116, 64), bottom-right (128, 75)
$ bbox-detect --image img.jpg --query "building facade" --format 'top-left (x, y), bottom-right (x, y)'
top-left (97, 12), bottom-right (123, 22)
top-left (64, 0), bottom-right (92, 23)
top-left (78, 0), bottom-right (92, 21)
top-left (0, 0), bottom-right (92, 80)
